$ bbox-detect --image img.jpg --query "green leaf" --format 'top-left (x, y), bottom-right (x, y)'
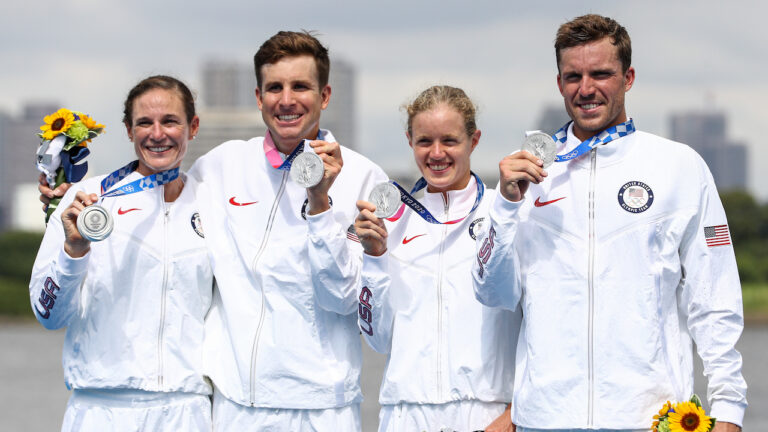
top-left (690, 394), bottom-right (703, 407)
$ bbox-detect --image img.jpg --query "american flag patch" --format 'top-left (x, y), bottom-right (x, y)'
top-left (346, 224), bottom-right (360, 243)
top-left (628, 187), bottom-right (644, 198)
top-left (704, 225), bottom-right (731, 247)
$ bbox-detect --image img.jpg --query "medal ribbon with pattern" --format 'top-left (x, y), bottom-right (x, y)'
top-left (99, 160), bottom-right (179, 199)
top-left (552, 118), bottom-right (636, 162)
top-left (263, 130), bottom-right (326, 170)
top-left (386, 171), bottom-right (484, 225)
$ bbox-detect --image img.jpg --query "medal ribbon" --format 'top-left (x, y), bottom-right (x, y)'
top-left (385, 171), bottom-right (484, 225)
top-left (263, 130), bottom-right (327, 170)
top-left (552, 118), bottom-right (636, 162)
top-left (99, 160), bottom-right (180, 199)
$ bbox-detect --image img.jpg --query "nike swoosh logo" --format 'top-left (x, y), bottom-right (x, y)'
top-left (117, 207), bottom-right (140, 215)
top-left (534, 196), bottom-right (566, 207)
top-left (402, 234), bottom-right (427, 244)
top-left (229, 197), bottom-right (259, 206)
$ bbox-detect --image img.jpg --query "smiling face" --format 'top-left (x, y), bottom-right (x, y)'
top-left (255, 55), bottom-right (331, 153)
top-left (408, 103), bottom-right (480, 193)
top-left (126, 88), bottom-right (199, 176)
top-left (557, 37), bottom-right (635, 141)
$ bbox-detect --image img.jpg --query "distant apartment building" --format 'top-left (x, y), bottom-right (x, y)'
top-left (669, 111), bottom-right (748, 191)
top-left (0, 102), bottom-right (60, 231)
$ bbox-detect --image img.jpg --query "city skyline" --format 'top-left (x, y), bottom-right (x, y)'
top-left (0, 1), bottom-right (765, 202)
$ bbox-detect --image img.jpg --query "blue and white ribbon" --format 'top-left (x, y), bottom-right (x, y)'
top-left (552, 118), bottom-right (636, 162)
top-left (100, 160), bottom-right (179, 199)
top-left (387, 171), bottom-right (484, 225)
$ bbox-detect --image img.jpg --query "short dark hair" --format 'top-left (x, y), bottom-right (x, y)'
top-left (555, 14), bottom-right (632, 73)
top-left (122, 75), bottom-right (196, 125)
top-left (253, 30), bottom-right (330, 90)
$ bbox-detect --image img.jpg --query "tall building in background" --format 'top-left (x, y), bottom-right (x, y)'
top-left (669, 111), bottom-right (748, 191)
top-left (323, 58), bottom-right (356, 149)
top-left (201, 60), bottom-right (259, 109)
top-left (187, 57), bottom-right (358, 171)
top-left (535, 105), bottom-right (570, 135)
top-left (181, 108), bottom-right (266, 172)
top-left (0, 102), bottom-right (60, 231)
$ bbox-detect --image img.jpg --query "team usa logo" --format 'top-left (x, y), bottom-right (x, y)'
top-left (618, 181), bottom-right (654, 213)
top-left (358, 286), bottom-right (374, 336)
top-left (468, 217), bottom-right (485, 240)
top-left (476, 226), bottom-right (496, 279)
top-left (300, 196), bottom-right (333, 220)
top-left (191, 212), bottom-right (204, 238)
top-left (35, 277), bottom-right (60, 319)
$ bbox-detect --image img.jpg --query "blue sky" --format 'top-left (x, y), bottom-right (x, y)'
top-left (2, 0), bottom-right (766, 199)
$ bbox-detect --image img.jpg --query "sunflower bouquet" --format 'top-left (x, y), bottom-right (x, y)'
top-left (36, 108), bottom-right (105, 222)
top-left (652, 394), bottom-right (716, 432)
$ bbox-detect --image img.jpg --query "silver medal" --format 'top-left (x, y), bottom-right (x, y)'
top-left (289, 151), bottom-right (324, 188)
top-left (76, 205), bottom-right (114, 242)
top-left (522, 132), bottom-right (557, 168)
top-left (369, 182), bottom-right (401, 219)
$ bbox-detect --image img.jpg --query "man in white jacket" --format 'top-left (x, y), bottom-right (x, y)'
top-left (188, 31), bottom-right (386, 431)
top-left (36, 31), bottom-right (386, 431)
top-left (473, 14), bottom-right (746, 432)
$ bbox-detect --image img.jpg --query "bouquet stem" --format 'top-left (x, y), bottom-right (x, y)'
top-left (44, 169), bottom-right (67, 223)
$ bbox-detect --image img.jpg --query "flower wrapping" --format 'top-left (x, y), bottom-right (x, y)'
top-left (652, 394), bottom-right (716, 432)
top-left (35, 108), bottom-right (105, 222)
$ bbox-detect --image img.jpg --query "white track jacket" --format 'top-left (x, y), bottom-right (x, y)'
top-left (359, 176), bottom-right (521, 405)
top-left (189, 130), bottom-right (387, 409)
top-left (473, 125), bottom-right (747, 429)
top-left (30, 171), bottom-right (213, 395)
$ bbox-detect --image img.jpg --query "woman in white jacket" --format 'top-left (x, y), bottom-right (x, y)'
top-left (354, 86), bottom-right (521, 432)
top-left (29, 75), bottom-right (213, 432)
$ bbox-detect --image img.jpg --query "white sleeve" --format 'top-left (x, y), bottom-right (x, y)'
top-left (357, 253), bottom-right (396, 354)
top-left (306, 209), bottom-right (365, 315)
top-left (28, 187), bottom-right (90, 330)
top-left (678, 163), bottom-right (747, 426)
top-left (306, 162), bottom-right (388, 315)
top-left (472, 189), bottom-right (523, 310)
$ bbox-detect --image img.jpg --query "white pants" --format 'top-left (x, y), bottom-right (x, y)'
top-left (212, 389), bottom-right (360, 432)
top-left (379, 400), bottom-right (508, 432)
top-left (61, 388), bottom-right (212, 432)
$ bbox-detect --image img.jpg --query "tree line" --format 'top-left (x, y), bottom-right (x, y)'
top-left (0, 190), bottom-right (765, 315)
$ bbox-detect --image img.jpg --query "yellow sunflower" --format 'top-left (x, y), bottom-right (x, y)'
top-left (76, 113), bottom-right (105, 146)
top-left (40, 108), bottom-right (75, 140)
top-left (652, 400), bottom-right (673, 431)
top-left (668, 401), bottom-right (713, 432)
top-left (79, 113), bottom-right (104, 131)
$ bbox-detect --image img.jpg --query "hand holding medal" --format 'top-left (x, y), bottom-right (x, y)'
top-left (265, 132), bottom-right (342, 215)
top-left (355, 199), bottom-right (389, 257)
top-left (303, 140), bottom-right (343, 216)
top-left (61, 161), bottom-right (179, 253)
top-left (60, 191), bottom-right (103, 258)
top-left (498, 146), bottom-right (548, 202)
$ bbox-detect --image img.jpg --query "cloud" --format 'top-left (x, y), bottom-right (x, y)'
top-left (1, 0), bottom-right (766, 198)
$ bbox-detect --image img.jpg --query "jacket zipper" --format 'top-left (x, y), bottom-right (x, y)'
top-left (587, 148), bottom-right (597, 426)
top-left (157, 195), bottom-right (170, 389)
top-left (435, 194), bottom-right (450, 399)
top-left (249, 171), bottom-right (288, 405)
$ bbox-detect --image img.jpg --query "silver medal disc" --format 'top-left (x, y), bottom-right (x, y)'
top-left (522, 132), bottom-right (557, 168)
top-left (289, 151), bottom-right (324, 188)
top-left (369, 182), bottom-right (401, 219)
top-left (76, 205), bottom-right (114, 242)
